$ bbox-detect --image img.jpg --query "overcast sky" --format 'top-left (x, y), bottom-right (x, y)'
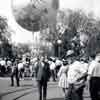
top-left (0, 0), bottom-right (33, 44)
top-left (0, 0), bottom-right (100, 43)
top-left (60, 0), bottom-right (100, 17)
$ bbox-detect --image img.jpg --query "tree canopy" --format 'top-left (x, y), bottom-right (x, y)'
top-left (0, 16), bottom-right (12, 58)
top-left (41, 9), bottom-right (100, 57)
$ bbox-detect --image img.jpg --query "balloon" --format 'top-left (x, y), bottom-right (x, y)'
top-left (11, 0), bottom-right (59, 32)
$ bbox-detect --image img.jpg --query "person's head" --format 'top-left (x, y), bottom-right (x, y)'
top-left (90, 54), bottom-right (96, 60)
top-left (75, 57), bottom-right (80, 61)
top-left (44, 58), bottom-right (48, 63)
top-left (80, 57), bottom-right (88, 63)
top-left (62, 59), bottom-right (68, 65)
top-left (40, 56), bottom-right (45, 62)
top-left (67, 58), bottom-right (73, 64)
top-left (44, 55), bottom-right (48, 59)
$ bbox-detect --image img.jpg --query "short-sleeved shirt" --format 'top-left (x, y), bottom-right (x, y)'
top-left (50, 62), bottom-right (56, 70)
top-left (88, 60), bottom-right (100, 77)
top-left (0, 60), bottom-right (6, 66)
top-left (67, 61), bottom-right (88, 84)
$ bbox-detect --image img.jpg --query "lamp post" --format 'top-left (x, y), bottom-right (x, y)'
top-left (57, 39), bottom-right (62, 58)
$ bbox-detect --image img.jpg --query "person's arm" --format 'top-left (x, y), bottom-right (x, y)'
top-left (77, 72), bottom-right (88, 81)
top-left (87, 61), bottom-right (95, 81)
top-left (76, 63), bottom-right (89, 82)
top-left (86, 62), bottom-right (95, 90)
top-left (57, 67), bottom-right (62, 78)
top-left (47, 63), bottom-right (51, 80)
top-left (34, 62), bottom-right (39, 78)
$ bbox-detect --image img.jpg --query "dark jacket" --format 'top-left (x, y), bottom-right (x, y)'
top-left (11, 65), bottom-right (19, 77)
top-left (35, 61), bottom-right (50, 81)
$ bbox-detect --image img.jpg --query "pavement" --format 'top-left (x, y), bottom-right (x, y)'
top-left (0, 77), bottom-right (91, 100)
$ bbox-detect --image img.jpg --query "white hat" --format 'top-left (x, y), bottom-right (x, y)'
top-left (62, 59), bottom-right (66, 62)
top-left (67, 50), bottom-right (74, 56)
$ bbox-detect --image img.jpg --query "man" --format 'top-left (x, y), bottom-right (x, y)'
top-left (55, 58), bottom-right (62, 78)
top-left (11, 61), bottom-right (20, 87)
top-left (50, 60), bottom-right (56, 81)
top-left (88, 54), bottom-right (100, 100)
top-left (18, 61), bottom-right (24, 79)
top-left (0, 58), bottom-right (6, 76)
top-left (6, 59), bottom-right (12, 74)
top-left (35, 56), bottom-right (51, 100)
top-left (66, 57), bottom-right (88, 100)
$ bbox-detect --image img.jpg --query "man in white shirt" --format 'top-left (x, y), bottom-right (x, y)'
top-left (66, 58), bottom-right (88, 100)
top-left (6, 59), bottom-right (12, 74)
top-left (88, 54), bottom-right (100, 100)
top-left (50, 60), bottom-right (56, 81)
top-left (55, 58), bottom-right (62, 76)
top-left (18, 61), bottom-right (25, 78)
top-left (0, 59), bottom-right (6, 66)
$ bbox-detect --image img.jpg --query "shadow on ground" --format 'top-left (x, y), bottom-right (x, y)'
top-left (48, 96), bottom-right (91, 100)
top-left (21, 84), bottom-right (33, 87)
top-left (48, 98), bottom-right (64, 100)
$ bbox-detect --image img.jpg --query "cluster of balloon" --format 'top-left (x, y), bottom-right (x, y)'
top-left (11, 0), bottom-right (59, 32)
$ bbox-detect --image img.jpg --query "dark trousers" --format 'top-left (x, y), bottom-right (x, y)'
top-left (51, 70), bottom-right (56, 81)
top-left (11, 74), bottom-right (20, 86)
top-left (19, 68), bottom-right (24, 78)
top-left (89, 77), bottom-right (100, 100)
top-left (55, 65), bottom-right (61, 78)
top-left (65, 84), bottom-right (84, 100)
top-left (37, 80), bottom-right (47, 100)
top-left (76, 86), bottom-right (84, 100)
top-left (1, 65), bottom-right (6, 76)
top-left (7, 66), bottom-right (12, 74)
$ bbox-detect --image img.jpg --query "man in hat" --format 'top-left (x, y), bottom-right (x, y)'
top-left (88, 54), bottom-right (100, 100)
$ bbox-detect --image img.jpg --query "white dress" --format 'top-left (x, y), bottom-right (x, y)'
top-left (58, 65), bottom-right (69, 88)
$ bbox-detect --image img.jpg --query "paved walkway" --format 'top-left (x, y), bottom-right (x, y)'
top-left (0, 77), bottom-right (91, 100)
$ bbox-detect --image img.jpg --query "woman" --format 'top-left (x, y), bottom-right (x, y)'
top-left (57, 59), bottom-right (69, 95)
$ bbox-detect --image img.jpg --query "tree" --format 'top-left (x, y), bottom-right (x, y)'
top-left (85, 19), bottom-right (100, 56)
top-left (16, 43), bottom-right (31, 56)
top-left (0, 16), bottom-right (12, 58)
top-left (58, 10), bottom-right (100, 57)
top-left (0, 16), bottom-right (11, 42)
top-left (40, 9), bottom-right (100, 58)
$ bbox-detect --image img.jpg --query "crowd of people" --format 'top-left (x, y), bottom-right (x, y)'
top-left (0, 53), bottom-right (100, 100)
top-left (34, 54), bottom-right (100, 100)
top-left (0, 57), bottom-right (12, 76)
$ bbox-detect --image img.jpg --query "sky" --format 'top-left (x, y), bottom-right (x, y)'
top-left (0, 0), bottom-right (100, 44)
top-left (0, 0), bottom-right (33, 44)
top-left (59, 0), bottom-right (100, 17)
